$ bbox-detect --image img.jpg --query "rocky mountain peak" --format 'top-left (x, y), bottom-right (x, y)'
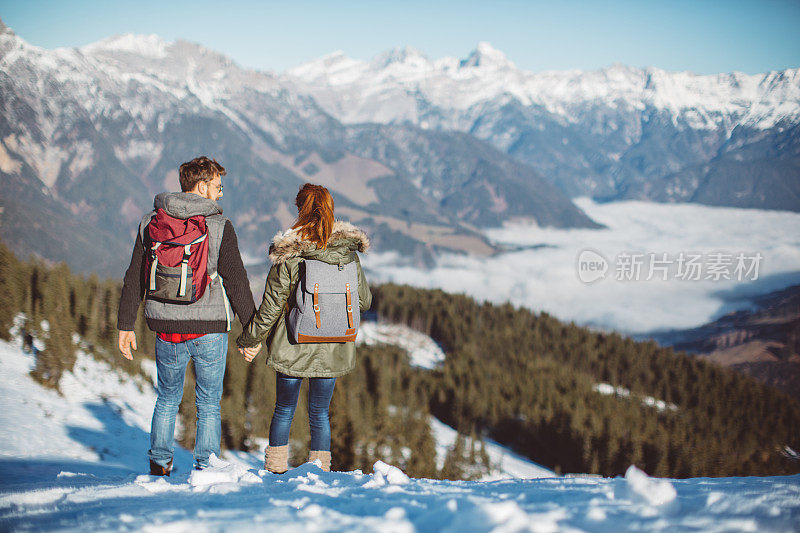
top-left (81, 33), bottom-right (170, 58)
top-left (371, 46), bottom-right (430, 69)
top-left (317, 50), bottom-right (349, 66)
top-left (286, 50), bottom-right (365, 81)
top-left (459, 41), bottom-right (514, 70)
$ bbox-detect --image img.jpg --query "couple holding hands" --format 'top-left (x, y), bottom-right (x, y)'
top-left (117, 156), bottom-right (371, 476)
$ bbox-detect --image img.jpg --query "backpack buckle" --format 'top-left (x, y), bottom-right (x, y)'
top-left (313, 304), bottom-right (320, 312)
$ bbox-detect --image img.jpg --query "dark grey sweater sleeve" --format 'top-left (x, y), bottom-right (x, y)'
top-left (217, 220), bottom-right (256, 327)
top-left (117, 232), bottom-right (146, 331)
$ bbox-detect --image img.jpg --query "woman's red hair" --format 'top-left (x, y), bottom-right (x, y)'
top-left (292, 183), bottom-right (335, 248)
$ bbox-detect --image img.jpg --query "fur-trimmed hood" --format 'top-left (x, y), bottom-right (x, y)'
top-left (268, 220), bottom-right (370, 264)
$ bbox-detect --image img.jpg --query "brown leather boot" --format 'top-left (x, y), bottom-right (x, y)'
top-left (149, 458), bottom-right (173, 476)
top-left (264, 445), bottom-right (289, 474)
top-left (308, 450), bottom-right (331, 472)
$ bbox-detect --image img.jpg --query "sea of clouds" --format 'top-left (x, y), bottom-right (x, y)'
top-left (363, 198), bottom-right (800, 336)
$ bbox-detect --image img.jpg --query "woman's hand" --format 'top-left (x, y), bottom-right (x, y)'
top-left (238, 343), bottom-right (262, 362)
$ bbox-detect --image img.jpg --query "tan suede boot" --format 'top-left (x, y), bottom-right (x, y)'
top-left (264, 445), bottom-right (289, 474)
top-left (308, 450), bottom-right (331, 472)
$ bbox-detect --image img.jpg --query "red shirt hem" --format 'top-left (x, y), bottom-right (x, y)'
top-left (157, 332), bottom-right (207, 343)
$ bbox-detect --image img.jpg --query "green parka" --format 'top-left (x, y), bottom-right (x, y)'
top-left (237, 220), bottom-right (372, 377)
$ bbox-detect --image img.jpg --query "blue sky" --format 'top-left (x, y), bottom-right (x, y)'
top-left (2, 0), bottom-right (798, 74)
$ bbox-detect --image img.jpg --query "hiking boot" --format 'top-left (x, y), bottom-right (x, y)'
top-left (149, 458), bottom-right (173, 476)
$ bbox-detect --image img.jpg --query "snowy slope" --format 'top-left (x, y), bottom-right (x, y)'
top-left (430, 419), bottom-right (554, 481)
top-left (2, 339), bottom-right (800, 530)
top-left (0, 332), bottom-right (193, 472)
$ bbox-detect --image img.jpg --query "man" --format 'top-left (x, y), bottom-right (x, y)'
top-left (117, 156), bottom-right (255, 475)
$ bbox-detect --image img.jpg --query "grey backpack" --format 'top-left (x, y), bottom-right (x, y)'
top-left (287, 259), bottom-right (360, 343)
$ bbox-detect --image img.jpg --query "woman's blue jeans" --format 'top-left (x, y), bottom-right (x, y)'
top-left (269, 372), bottom-right (337, 451)
top-left (149, 333), bottom-right (227, 469)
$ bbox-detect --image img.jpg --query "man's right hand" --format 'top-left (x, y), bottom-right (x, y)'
top-left (118, 330), bottom-right (137, 360)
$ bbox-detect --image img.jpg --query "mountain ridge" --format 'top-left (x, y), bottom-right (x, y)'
top-left (0, 20), bottom-right (598, 276)
top-left (644, 283), bottom-right (800, 402)
top-left (286, 44), bottom-right (800, 128)
top-left (285, 43), bottom-right (800, 210)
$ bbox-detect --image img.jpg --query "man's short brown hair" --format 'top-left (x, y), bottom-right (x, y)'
top-left (179, 156), bottom-right (226, 192)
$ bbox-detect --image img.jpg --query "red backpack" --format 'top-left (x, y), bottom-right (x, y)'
top-left (145, 209), bottom-right (211, 304)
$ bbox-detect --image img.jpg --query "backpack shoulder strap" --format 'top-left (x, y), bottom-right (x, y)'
top-left (138, 211), bottom-right (156, 244)
top-left (302, 259), bottom-right (324, 328)
top-left (204, 214), bottom-right (227, 275)
top-left (287, 255), bottom-right (305, 295)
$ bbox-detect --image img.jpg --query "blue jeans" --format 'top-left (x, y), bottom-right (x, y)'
top-left (269, 373), bottom-right (336, 451)
top-left (149, 333), bottom-right (228, 469)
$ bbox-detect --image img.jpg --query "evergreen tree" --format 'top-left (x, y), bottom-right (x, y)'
top-left (30, 263), bottom-right (76, 389)
top-left (0, 241), bottom-right (21, 339)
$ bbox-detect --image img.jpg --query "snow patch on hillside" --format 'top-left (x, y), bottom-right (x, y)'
top-left (358, 321), bottom-right (445, 369)
top-left (430, 418), bottom-right (555, 481)
top-left (594, 383), bottom-right (679, 412)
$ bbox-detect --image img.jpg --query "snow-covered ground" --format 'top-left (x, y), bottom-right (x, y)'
top-left (2, 337), bottom-right (800, 530)
top-left (4, 457), bottom-right (800, 533)
top-left (364, 198), bottom-right (800, 336)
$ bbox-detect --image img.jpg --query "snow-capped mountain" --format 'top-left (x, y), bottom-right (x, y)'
top-left (3, 17), bottom-right (797, 278)
top-left (286, 43), bottom-right (800, 209)
top-left (0, 19), bottom-right (332, 274)
top-left (0, 20), bottom-right (597, 275)
top-left (288, 41), bottom-right (798, 129)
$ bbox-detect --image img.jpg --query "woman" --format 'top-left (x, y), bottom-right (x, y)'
top-left (237, 183), bottom-right (371, 473)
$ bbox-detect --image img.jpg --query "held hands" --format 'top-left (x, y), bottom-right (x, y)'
top-left (238, 343), bottom-right (262, 362)
top-left (118, 330), bottom-right (137, 360)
